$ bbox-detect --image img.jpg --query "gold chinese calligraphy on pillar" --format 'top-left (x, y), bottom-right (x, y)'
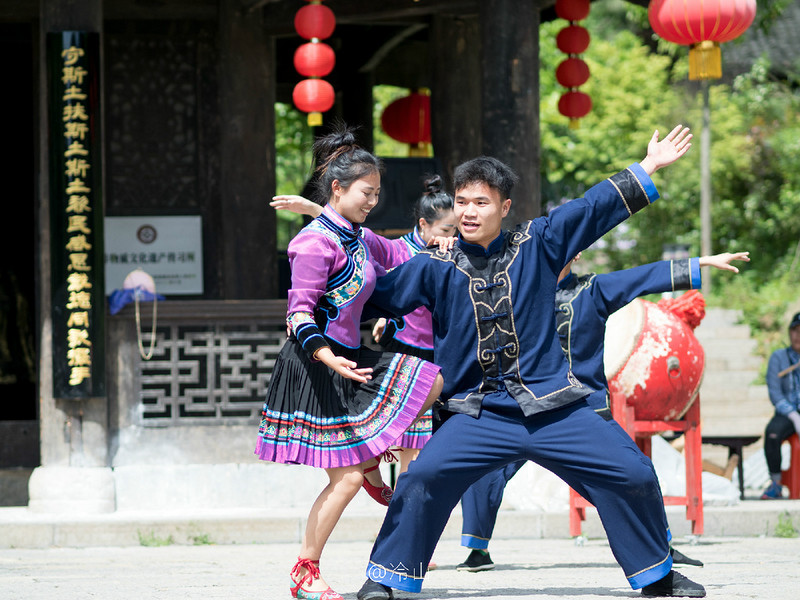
top-left (48, 31), bottom-right (105, 398)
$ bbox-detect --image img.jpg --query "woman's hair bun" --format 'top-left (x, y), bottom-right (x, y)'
top-left (423, 174), bottom-right (443, 195)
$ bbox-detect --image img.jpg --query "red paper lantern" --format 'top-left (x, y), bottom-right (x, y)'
top-left (648, 0), bottom-right (757, 80)
top-left (381, 92), bottom-right (431, 145)
top-left (294, 42), bottom-right (335, 77)
top-left (556, 25), bottom-right (590, 55)
top-left (555, 0), bottom-right (590, 22)
top-left (555, 0), bottom-right (591, 124)
top-left (293, 1), bottom-right (337, 126)
top-left (556, 57), bottom-right (590, 88)
top-left (649, 0), bottom-right (756, 45)
top-left (293, 78), bottom-right (335, 116)
top-left (558, 90), bottom-right (592, 119)
top-left (294, 3), bottom-right (336, 41)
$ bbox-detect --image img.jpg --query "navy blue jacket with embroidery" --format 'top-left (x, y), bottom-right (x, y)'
top-left (368, 164), bottom-right (660, 418)
top-left (555, 258), bottom-right (702, 415)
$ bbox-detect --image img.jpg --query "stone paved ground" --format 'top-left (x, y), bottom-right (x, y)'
top-left (0, 535), bottom-right (797, 600)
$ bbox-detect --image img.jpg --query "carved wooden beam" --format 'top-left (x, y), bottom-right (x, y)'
top-left (261, 0), bottom-right (480, 35)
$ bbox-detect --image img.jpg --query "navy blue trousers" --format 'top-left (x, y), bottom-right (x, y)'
top-left (460, 459), bottom-right (525, 549)
top-left (366, 393), bottom-right (672, 592)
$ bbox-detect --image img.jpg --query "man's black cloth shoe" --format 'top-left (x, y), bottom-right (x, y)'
top-left (641, 570), bottom-right (706, 597)
top-left (456, 549), bottom-right (495, 572)
top-left (670, 547), bottom-right (704, 567)
top-left (356, 579), bottom-right (393, 600)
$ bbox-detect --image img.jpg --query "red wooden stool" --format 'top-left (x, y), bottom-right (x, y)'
top-left (780, 433), bottom-right (800, 499)
top-left (569, 393), bottom-right (704, 537)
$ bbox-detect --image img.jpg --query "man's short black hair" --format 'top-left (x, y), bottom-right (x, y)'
top-left (453, 156), bottom-right (519, 199)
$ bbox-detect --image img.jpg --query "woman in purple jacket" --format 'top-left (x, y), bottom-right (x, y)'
top-left (258, 125), bottom-right (444, 600)
top-left (273, 175), bottom-right (456, 476)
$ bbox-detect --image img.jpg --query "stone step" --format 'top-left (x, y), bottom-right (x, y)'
top-left (695, 324), bottom-right (754, 340)
top-left (699, 396), bottom-right (771, 414)
top-left (2, 501), bottom-right (800, 549)
top-left (692, 305), bottom-right (771, 440)
top-left (697, 307), bottom-right (743, 326)
top-left (704, 355), bottom-right (764, 372)
top-left (699, 391), bottom-right (769, 412)
top-left (699, 404), bottom-right (772, 424)
top-left (700, 379), bottom-right (769, 406)
top-left (700, 370), bottom-right (761, 390)
top-left (698, 337), bottom-right (759, 358)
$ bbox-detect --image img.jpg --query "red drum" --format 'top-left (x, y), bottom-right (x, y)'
top-left (603, 298), bottom-right (705, 421)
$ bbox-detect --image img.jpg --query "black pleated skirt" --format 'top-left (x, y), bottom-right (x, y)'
top-left (255, 337), bottom-right (440, 468)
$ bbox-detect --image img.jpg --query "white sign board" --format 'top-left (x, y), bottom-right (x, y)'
top-left (104, 216), bottom-right (204, 295)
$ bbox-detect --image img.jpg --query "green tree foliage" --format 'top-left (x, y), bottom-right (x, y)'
top-left (542, 0), bottom-right (800, 357)
top-left (274, 90), bottom-right (409, 248)
top-left (540, 8), bottom-right (681, 269)
top-left (274, 103), bottom-right (313, 249)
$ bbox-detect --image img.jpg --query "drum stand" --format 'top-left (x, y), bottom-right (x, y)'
top-left (568, 393), bottom-right (704, 537)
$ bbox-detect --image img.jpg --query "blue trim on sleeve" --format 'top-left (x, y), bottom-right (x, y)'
top-left (690, 257), bottom-right (702, 289)
top-left (628, 163), bottom-right (659, 203)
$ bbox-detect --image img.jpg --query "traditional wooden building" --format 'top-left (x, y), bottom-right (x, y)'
top-left (1, 0), bottom-right (790, 513)
top-left (0, 0), bottom-right (568, 512)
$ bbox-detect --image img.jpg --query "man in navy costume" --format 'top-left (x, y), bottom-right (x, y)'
top-left (357, 126), bottom-right (707, 599)
top-left (456, 249), bottom-right (748, 573)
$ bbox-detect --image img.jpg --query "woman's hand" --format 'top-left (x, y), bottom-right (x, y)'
top-left (314, 347), bottom-right (373, 384)
top-left (270, 195), bottom-right (323, 218)
top-left (428, 235), bottom-right (457, 251)
top-left (372, 318), bottom-right (387, 343)
top-left (639, 125), bottom-right (693, 175)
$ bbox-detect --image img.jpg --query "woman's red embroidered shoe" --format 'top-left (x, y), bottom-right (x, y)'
top-left (362, 463), bottom-right (393, 506)
top-left (290, 557), bottom-right (343, 600)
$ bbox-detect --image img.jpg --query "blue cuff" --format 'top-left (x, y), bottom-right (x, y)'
top-left (629, 162), bottom-right (659, 203)
top-left (689, 257), bottom-right (702, 289)
top-left (461, 534), bottom-right (490, 550)
top-left (628, 553), bottom-right (673, 590)
top-left (366, 561), bottom-right (424, 593)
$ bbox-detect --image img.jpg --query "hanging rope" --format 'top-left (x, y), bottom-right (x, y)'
top-left (134, 287), bottom-right (158, 360)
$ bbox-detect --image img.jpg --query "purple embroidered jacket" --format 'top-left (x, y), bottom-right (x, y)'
top-left (286, 204), bottom-right (414, 356)
top-left (379, 228), bottom-right (434, 352)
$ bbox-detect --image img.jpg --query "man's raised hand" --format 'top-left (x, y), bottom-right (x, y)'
top-left (640, 125), bottom-right (693, 175)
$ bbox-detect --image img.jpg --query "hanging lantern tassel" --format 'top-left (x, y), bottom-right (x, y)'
top-left (688, 40), bottom-right (721, 81)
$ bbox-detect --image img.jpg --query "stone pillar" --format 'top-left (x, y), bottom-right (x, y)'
top-left (218, 0), bottom-right (277, 299)
top-left (479, 0), bottom-right (541, 222)
top-left (32, 0), bottom-right (115, 513)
